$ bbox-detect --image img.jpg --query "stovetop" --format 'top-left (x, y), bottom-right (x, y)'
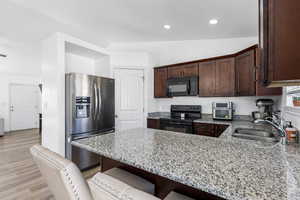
top-left (158, 105), bottom-right (202, 125)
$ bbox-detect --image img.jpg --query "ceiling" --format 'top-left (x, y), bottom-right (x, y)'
top-left (2, 0), bottom-right (258, 46)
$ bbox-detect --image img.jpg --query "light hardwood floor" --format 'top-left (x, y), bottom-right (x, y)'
top-left (0, 129), bottom-right (100, 200)
top-left (0, 129), bottom-right (54, 200)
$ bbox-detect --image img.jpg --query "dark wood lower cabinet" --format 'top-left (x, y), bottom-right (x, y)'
top-left (214, 124), bottom-right (229, 137)
top-left (147, 118), bottom-right (160, 129)
top-left (193, 123), bottom-right (215, 137)
top-left (101, 156), bottom-right (225, 200)
top-left (193, 123), bottom-right (229, 137)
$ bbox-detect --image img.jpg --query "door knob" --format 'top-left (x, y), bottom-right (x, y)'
top-left (115, 115), bottom-right (118, 118)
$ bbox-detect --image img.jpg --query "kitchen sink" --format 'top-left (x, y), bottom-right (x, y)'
top-left (232, 128), bottom-right (279, 143)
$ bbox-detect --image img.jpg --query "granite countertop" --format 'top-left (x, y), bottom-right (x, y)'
top-left (72, 114), bottom-right (300, 200)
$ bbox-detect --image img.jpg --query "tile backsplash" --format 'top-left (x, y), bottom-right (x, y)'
top-left (155, 96), bottom-right (282, 116)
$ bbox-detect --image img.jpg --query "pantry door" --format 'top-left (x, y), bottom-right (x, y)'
top-left (114, 69), bottom-right (144, 131)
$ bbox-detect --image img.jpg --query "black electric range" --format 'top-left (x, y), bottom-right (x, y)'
top-left (160, 105), bottom-right (201, 134)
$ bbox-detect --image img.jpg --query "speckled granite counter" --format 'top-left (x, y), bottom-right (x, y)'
top-left (72, 126), bottom-right (300, 200)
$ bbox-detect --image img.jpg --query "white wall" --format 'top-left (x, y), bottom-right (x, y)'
top-left (42, 33), bottom-right (110, 156)
top-left (65, 52), bottom-right (111, 77)
top-left (109, 37), bottom-right (258, 66)
top-left (66, 53), bottom-right (95, 75)
top-left (0, 41), bottom-right (42, 131)
top-left (41, 33), bottom-right (66, 156)
top-left (109, 37), bottom-right (282, 115)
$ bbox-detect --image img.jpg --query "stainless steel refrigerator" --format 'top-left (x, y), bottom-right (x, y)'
top-left (65, 73), bottom-right (115, 170)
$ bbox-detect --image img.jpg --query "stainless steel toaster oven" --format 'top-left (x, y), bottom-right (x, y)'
top-left (212, 102), bottom-right (233, 120)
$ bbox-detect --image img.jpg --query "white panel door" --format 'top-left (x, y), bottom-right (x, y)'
top-left (10, 84), bottom-right (39, 131)
top-left (114, 69), bottom-right (144, 131)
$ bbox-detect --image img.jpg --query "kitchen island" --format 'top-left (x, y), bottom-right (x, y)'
top-left (72, 128), bottom-right (300, 200)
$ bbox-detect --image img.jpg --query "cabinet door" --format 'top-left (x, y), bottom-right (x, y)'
top-left (147, 119), bottom-right (160, 129)
top-left (193, 123), bottom-right (215, 137)
top-left (260, 0), bottom-right (300, 84)
top-left (183, 63), bottom-right (198, 77)
top-left (168, 63), bottom-right (198, 78)
top-left (168, 66), bottom-right (184, 78)
top-left (255, 48), bottom-right (282, 96)
top-left (215, 58), bottom-right (235, 97)
top-left (235, 49), bottom-right (256, 96)
top-left (198, 61), bottom-right (216, 97)
top-left (214, 124), bottom-right (229, 137)
top-left (154, 68), bottom-right (168, 98)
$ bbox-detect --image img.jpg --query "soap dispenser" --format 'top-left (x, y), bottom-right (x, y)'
top-left (286, 121), bottom-right (298, 143)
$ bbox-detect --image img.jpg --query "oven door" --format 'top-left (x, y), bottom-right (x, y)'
top-left (160, 120), bottom-right (193, 134)
top-left (167, 78), bottom-right (190, 97)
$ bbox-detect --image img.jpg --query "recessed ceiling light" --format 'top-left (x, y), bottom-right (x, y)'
top-left (163, 25), bottom-right (171, 30)
top-left (209, 19), bottom-right (218, 25)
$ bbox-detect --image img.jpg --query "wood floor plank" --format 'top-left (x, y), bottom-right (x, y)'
top-left (0, 129), bottom-right (54, 200)
top-left (0, 129), bottom-right (99, 200)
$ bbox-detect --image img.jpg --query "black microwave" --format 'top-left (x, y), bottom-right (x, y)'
top-left (166, 76), bottom-right (198, 97)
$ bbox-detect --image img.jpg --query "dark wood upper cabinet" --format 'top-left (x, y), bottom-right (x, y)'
top-left (198, 61), bottom-right (216, 97)
top-left (167, 66), bottom-right (184, 78)
top-left (183, 63), bottom-right (198, 77)
top-left (168, 63), bottom-right (198, 78)
top-left (255, 47), bottom-right (282, 96)
top-left (215, 58), bottom-right (235, 97)
top-left (260, 0), bottom-right (300, 86)
top-left (154, 68), bottom-right (168, 98)
top-left (235, 49), bottom-right (256, 96)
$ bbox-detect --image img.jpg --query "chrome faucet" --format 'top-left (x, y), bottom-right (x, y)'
top-left (254, 118), bottom-right (287, 145)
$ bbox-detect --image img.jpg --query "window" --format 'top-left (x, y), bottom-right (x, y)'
top-left (286, 86), bottom-right (300, 108)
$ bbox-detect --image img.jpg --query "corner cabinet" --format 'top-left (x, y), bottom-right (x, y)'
top-left (154, 67), bottom-right (169, 98)
top-left (235, 46), bottom-right (282, 96)
top-left (260, 0), bottom-right (300, 85)
top-left (255, 48), bottom-right (282, 96)
top-left (235, 49), bottom-right (256, 96)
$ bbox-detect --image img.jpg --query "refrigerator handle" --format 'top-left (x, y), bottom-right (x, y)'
top-left (94, 81), bottom-right (98, 120)
top-left (98, 87), bottom-right (102, 117)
